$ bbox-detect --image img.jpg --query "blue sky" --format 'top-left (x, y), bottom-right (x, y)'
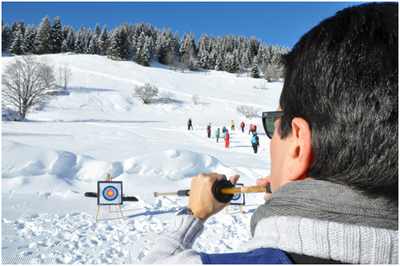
top-left (2, 2), bottom-right (361, 48)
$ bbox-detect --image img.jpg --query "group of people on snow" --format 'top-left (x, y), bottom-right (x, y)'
top-left (188, 118), bottom-right (260, 153)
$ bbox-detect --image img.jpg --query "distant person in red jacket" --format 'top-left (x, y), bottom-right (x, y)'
top-left (248, 124), bottom-right (257, 134)
top-left (207, 123), bottom-right (211, 138)
top-left (224, 130), bottom-right (230, 148)
top-left (240, 121), bottom-right (245, 133)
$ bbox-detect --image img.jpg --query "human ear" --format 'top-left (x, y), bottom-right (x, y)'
top-left (287, 117), bottom-right (313, 181)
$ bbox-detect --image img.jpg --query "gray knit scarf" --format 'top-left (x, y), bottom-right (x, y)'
top-left (250, 178), bottom-right (398, 236)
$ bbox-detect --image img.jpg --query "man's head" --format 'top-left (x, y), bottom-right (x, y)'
top-left (268, 3), bottom-right (398, 200)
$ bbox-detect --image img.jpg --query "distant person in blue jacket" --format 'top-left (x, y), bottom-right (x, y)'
top-left (222, 126), bottom-right (227, 134)
top-left (144, 3), bottom-right (398, 264)
top-left (251, 132), bottom-right (259, 154)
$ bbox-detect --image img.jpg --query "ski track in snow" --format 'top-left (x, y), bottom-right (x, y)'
top-left (2, 54), bottom-right (281, 264)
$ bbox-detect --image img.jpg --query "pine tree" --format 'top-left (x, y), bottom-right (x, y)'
top-left (250, 58), bottom-right (260, 78)
top-left (255, 46), bottom-right (266, 73)
top-left (119, 27), bottom-right (129, 59)
top-left (108, 31), bottom-right (119, 59)
top-left (240, 48), bottom-right (252, 70)
top-left (98, 27), bottom-right (110, 55)
top-left (208, 50), bottom-right (217, 69)
top-left (51, 16), bottom-right (63, 53)
top-left (155, 30), bottom-right (171, 65)
top-left (165, 32), bottom-right (180, 66)
top-left (11, 22), bottom-right (19, 34)
top-left (11, 22), bottom-right (26, 37)
top-left (94, 24), bottom-right (101, 38)
top-left (83, 29), bottom-right (93, 54)
top-left (62, 26), bottom-right (70, 40)
top-left (108, 27), bottom-right (129, 60)
top-left (215, 53), bottom-right (223, 71)
top-left (61, 39), bottom-right (68, 52)
top-left (35, 16), bottom-right (52, 54)
top-left (74, 28), bottom-right (86, 53)
top-left (224, 52), bottom-right (239, 73)
top-left (249, 38), bottom-right (260, 58)
top-left (135, 32), bottom-right (152, 66)
top-left (88, 37), bottom-right (98, 54)
top-left (142, 36), bottom-right (153, 66)
top-left (180, 33), bottom-right (197, 69)
top-left (2, 24), bottom-right (13, 53)
top-left (156, 30), bottom-right (180, 66)
top-left (22, 27), bottom-right (36, 54)
top-left (198, 35), bottom-right (210, 69)
top-left (10, 25), bottom-right (25, 55)
top-left (64, 29), bottom-right (75, 52)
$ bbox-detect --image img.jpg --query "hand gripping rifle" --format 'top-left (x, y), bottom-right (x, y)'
top-left (153, 179), bottom-right (271, 203)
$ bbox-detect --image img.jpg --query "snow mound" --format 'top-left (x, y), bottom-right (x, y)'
top-left (2, 140), bottom-right (113, 183)
top-left (3, 140), bottom-right (234, 193)
top-left (124, 149), bottom-right (234, 180)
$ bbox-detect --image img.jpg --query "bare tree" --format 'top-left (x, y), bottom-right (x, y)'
top-left (134, 83), bottom-right (159, 104)
top-left (237, 105), bottom-right (261, 118)
top-left (2, 56), bottom-right (56, 120)
top-left (57, 65), bottom-right (72, 90)
top-left (264, 64), bottom-right (284, 82)
top-left (38, 63), bottom-right (56, 90)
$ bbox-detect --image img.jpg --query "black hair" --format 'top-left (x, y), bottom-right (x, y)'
top-left (279, 3), bottom-right (398, 200)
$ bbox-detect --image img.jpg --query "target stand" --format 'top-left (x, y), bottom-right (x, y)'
top-left (83, 174), bottom-right (138, 222)
top-left (96, 180), bottom-right (125, 222)
top-left (81, 175), bottom-right (139, 262)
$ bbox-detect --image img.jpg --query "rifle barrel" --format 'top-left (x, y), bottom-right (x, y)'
top-left (220, 185), bottom-right (266, 194)
top-left (154, 191), bottom-right (180, 197)
top-left (154, 185), bottom-right (267, 198)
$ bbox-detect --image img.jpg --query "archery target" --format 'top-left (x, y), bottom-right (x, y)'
top-left (230, 183), bottom-right (245, 205)
top-left (103, 186), bottom-right (119, 201)
top-left (98, 181), bottom-right (123, 205)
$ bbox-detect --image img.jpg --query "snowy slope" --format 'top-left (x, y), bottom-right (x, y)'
top-left (2, 54), bottom-right (282, 263)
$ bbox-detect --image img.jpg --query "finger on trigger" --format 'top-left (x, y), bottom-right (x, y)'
top-left (256, 178), bottom-right (270, 186)
top-left (229, 174), bottom-right (240, 184)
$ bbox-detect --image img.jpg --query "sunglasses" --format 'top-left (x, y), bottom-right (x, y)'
top-left (262, 111), bottom-right (284, 139)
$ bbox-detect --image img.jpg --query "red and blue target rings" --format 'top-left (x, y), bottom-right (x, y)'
top-left (103, 186), bottom-right (119, 201)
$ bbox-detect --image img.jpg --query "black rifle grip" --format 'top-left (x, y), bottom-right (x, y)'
top-left (212, 179), bottom-right (234, 203)
top-left (84, 192), bottom-right (97, 198)
top-left (123, 196), bottom-right (139, 202)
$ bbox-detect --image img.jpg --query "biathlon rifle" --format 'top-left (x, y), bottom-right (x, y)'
top-left (154, 179), bottom-right (271, 203)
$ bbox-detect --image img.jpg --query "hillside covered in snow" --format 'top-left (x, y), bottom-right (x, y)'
top-left (2, 54), bottom-right (282, 263)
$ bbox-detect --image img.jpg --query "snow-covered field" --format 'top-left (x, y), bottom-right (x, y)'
top-left (2, 54), bottom-right (282, 263)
